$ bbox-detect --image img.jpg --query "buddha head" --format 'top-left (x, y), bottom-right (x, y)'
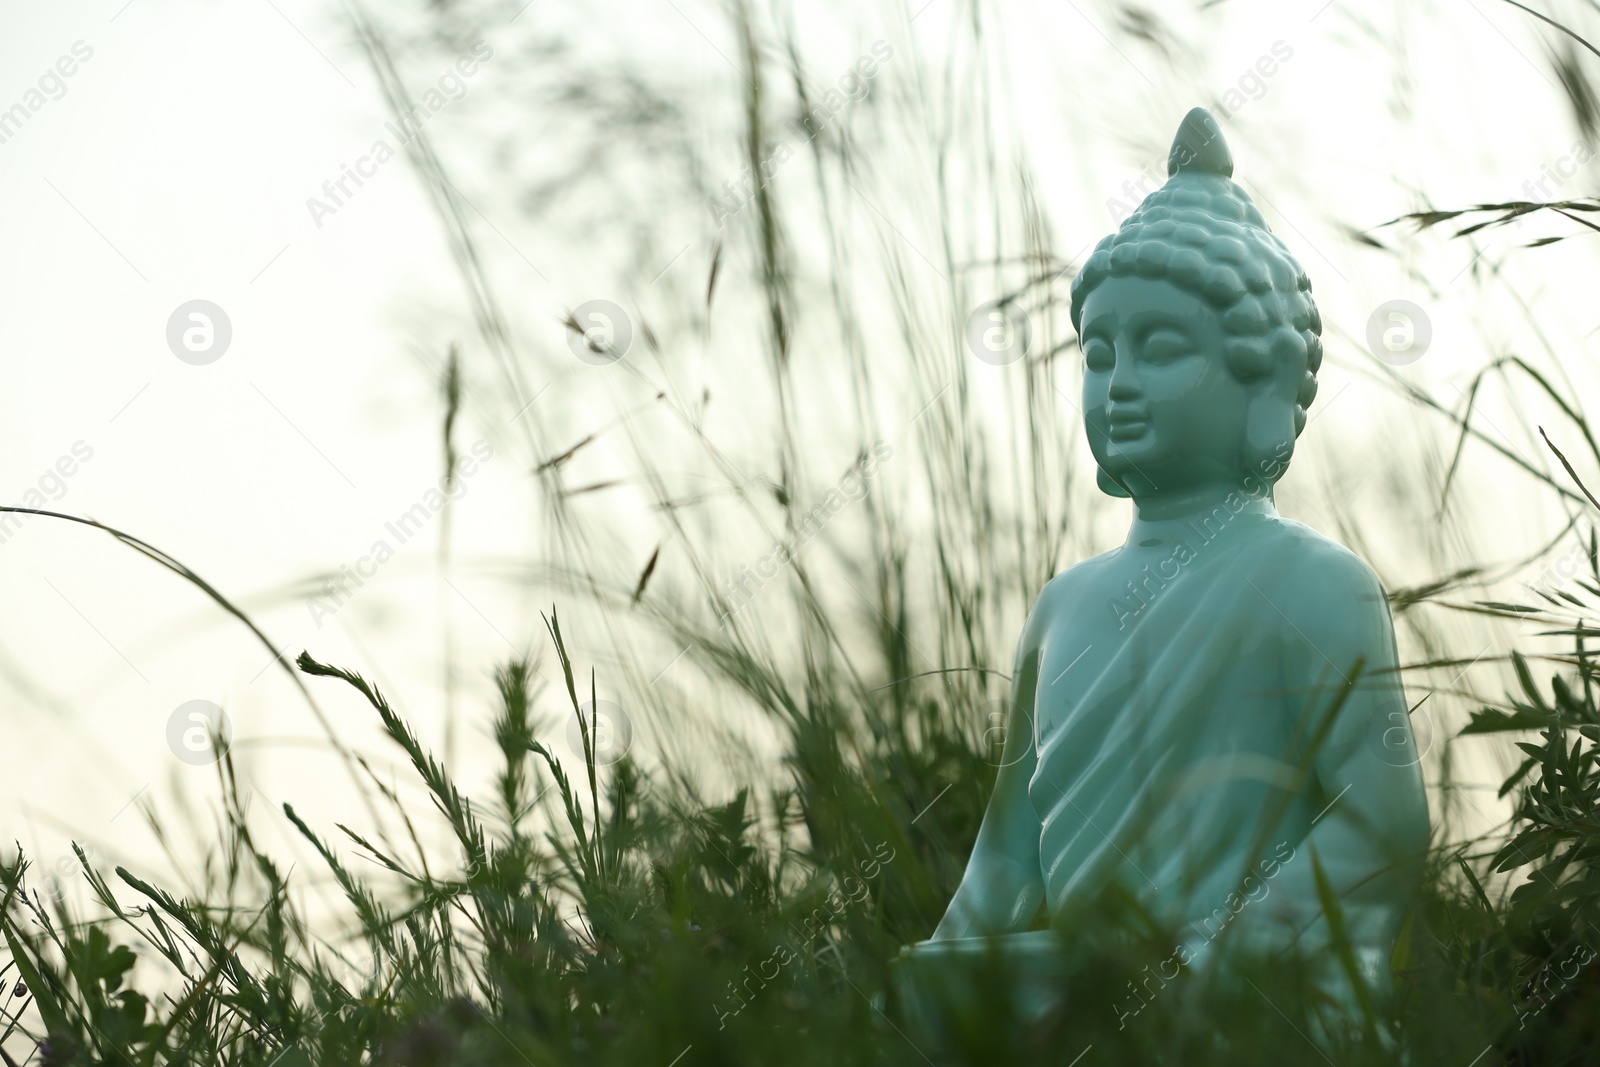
top-left (1070, 108), bottom-right (1323, 500)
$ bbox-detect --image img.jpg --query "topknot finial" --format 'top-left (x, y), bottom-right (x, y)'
top-left (1167, 106), bottom-right (1233, 178)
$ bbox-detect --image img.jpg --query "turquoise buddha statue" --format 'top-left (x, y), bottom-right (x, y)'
top-left (893, 108), bottom-right (1431, 1039)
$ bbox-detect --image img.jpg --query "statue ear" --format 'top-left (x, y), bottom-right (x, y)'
top-left (1096, 466), bottom-right (1132, 498)
top-left (1242, 393), bottom-right (1296, 480)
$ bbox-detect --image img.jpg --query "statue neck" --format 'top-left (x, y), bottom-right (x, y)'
top-left (1125, 480), bottom-right (1277, 548)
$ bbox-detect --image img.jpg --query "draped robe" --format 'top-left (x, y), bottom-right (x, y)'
top-left (1031, 505), bottom-right (1365, 936)
top-left (895, 499), bottom-right (1430, 1032)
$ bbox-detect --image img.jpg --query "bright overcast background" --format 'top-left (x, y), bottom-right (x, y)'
top-left (3, 0), bottom-right (1599, 901)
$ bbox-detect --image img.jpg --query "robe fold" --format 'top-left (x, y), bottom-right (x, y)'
top-left (1029, 505), bottom-right (1403, 944)
top-left (892, 502), bottom-right (1426, 1043)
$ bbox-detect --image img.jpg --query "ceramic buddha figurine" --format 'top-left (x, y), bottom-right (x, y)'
top-left (893, 108), bottom-right (1431, 1038)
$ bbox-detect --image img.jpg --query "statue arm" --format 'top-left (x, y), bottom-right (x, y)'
top-left (1249, 548), bottom-right (1431, 953)
top-left (929, 621), bottom-right (1046, 940)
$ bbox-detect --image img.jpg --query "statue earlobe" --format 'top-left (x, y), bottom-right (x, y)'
top-left (1242, 394), bottom-right (1296, 480)
top-left (1097, 466), bottom-right (1132, 498)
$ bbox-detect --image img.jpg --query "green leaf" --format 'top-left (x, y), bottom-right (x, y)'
top-left (3, 926), bottom-right (72, 1038)
top-left (1309, 847), bottom-right (1380, 1043)
top-left (1476, 600), bottom-right (1542, 613)
top-left (1512, 651), bottom-right (1550, 712)
top-left (1500, 756), bottom-right (1540, 798)
top-left (1458, 857), bottom-right (1495, 918)
top-left (1460, 706), bottom-right (1556, 735)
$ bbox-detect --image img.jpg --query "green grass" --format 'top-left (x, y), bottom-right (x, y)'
top-left (2, 608), bottom-right (1599, 1065)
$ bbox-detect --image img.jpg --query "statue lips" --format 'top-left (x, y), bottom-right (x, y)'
top-left (1106, 406), bottom-right (1149, 442)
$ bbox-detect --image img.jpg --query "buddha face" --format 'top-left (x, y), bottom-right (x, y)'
top-left (1078, 275), bottom-right (1253, 498)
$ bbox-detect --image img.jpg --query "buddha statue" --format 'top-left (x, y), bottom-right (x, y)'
top-left (892, 108), bottom-right (1431, 1043)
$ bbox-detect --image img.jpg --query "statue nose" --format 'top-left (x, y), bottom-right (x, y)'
top-left (1106, 345), bottom-right (1142, 399)
top-left (1107, 366), bottom-right (1142, 400)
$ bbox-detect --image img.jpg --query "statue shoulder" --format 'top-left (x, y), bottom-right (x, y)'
top-left (1267, 519), bottom-right (1387, 601)
top-left (1257, 519), bottom-right (1396, 657)
top-left (1019, 548), bottom-right (1124, 646)
top-left (1039, 546), bottom-right (1124, 599)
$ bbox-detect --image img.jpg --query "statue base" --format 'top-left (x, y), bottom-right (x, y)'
top-left (887, 930), bottom-right (1072, 1051)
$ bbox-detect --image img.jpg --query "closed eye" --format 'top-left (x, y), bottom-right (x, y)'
top-left (1141, 328), bottom-right (1196, 364)
top-left (1083, 338), bottom-right (1114, 373)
